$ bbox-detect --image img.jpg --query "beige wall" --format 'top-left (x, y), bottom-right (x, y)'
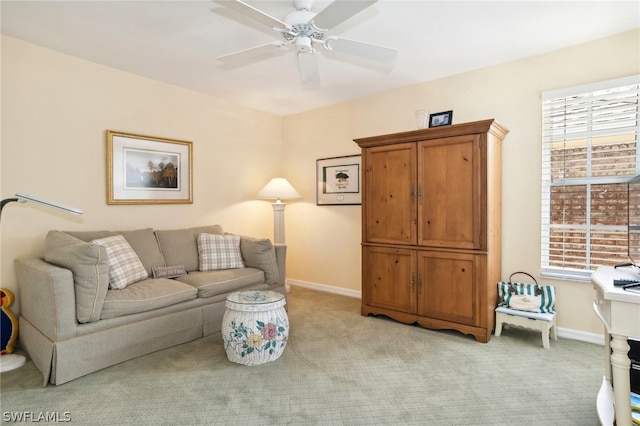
top-left (282, 29), bottom-right (640, 336)
top-left (2, 30), bottom-right (639, 337)
top-left (1, 36), bottom-right (285, 305)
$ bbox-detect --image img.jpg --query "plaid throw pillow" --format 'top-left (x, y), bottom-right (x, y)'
top-left (198, 233), bottom-right (245, 271)
top-left (92, 235), bottom-right (148, 289)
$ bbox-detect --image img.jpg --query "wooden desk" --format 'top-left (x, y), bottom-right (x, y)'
top-left (592, 266), bottom-right (640, 426)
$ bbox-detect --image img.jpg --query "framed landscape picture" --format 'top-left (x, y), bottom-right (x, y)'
top-left (107, 131), bottom-right (193, 204)
top-left (316, 155), bottom-right (362, 205)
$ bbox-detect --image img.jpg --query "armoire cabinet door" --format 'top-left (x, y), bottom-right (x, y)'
top-left (362, 246), bottom-right (416, 314)
top-left (364, 143), bottom-right (417, 244)
top-left (418, 134), bottom-right (483, 249)
top-left (417, 251), bottom-right (480, 327)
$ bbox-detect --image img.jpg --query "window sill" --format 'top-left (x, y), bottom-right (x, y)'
top-left (540, 269), bottom-right (592, 283)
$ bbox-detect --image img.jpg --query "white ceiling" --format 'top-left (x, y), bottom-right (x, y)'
top-left (2, 0), bottom-right (639, 116)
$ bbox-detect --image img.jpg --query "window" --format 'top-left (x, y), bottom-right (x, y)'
top-left (541, 75), bottom-right (640, 281)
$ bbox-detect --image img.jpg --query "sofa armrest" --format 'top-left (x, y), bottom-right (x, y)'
top-left (273, 243), bottom-right (287, 286)
top-left (15, 257), bottom-right (78, 342)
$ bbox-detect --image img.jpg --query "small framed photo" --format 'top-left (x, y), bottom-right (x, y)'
top-left (429, 110), bottom-right (453, 128)
top-left (107, 130), bottom-right (193, 205)
top-left (316, 155), bottom-right (362, 205)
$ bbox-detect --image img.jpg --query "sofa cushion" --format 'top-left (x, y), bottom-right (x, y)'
top-left (92, 235), bottom-right (149, 290)
top-left (64, 228), bottom-right (165, 276)
top-left (44, 231), bottom-right (109, 323)
top-left (100, 278), bottom-right (198, 319)
top-left (119, 229), bottom-right (167, 275)
top-left (240, 236), bottom-right (279, 285)
top-left (155, 225), bottom-right (223, 272)
top-left (198, 233), bottom-right (244, 271)
top-left (175, 268), bottom-right (265, 298)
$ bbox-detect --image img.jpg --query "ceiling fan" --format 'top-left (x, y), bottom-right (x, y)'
top-left (215, 0), bottom-right (398, 84)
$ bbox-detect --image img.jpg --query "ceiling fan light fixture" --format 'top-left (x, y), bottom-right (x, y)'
top-left (295, 36), bottom-right (314, 53)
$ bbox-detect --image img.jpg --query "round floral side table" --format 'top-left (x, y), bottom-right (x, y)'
top-left (221, 290), bottom-right (288, 365)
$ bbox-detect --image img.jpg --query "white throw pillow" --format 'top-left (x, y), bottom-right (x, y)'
top-left (198, 233), bottom-right (245, 271)
top-left (92, 235), bottom-right (148, 289)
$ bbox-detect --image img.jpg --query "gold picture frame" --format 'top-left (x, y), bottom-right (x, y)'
top-left (107, 131), bottom-right (193, 205)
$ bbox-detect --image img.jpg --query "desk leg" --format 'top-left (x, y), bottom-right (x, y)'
top-left (611, 333), bottom-right (631, 426)
top-left (604, 329), bottom-right (611, 382)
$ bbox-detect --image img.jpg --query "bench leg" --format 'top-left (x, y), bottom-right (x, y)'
top-left (495, 314), bottom-right (503, 336)
top-left (541, 327), bottom-right (550, 349)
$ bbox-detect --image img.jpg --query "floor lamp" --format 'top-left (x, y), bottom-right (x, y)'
top-left (0, 192), bottom-right (83, 372)
top-left (256, 178), bottom-right (301, 244)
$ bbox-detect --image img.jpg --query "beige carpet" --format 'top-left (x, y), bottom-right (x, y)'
top-left (1, 287), bottom-right (602, 425)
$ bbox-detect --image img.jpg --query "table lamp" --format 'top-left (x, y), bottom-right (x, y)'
top-left (0, 192), bottom-right (83, 372)
top-left (256, 178), bottom-right (301, 244)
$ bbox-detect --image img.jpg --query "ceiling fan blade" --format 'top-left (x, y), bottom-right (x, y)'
top-left (217, 41), bottom-right (286, 63)
top-left (311, 0), bottom-right (377, 31)
top-left (297, 51), bottom-right (320, 84)
top-left (215, 0), bottom-right (292, 32)
top-left (324, 36), bottom-right (398, 63)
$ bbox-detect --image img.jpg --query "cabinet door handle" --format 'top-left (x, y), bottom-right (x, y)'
top-left (411, 185), bottom-right (416, 204)
top-left (418, 184), bottom-right (423, 204)
top-left (411, 272), bottom-right (416, 291)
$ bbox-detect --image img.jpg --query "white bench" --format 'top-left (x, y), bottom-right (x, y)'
top-left (495, 306), bottom-right (557, 349)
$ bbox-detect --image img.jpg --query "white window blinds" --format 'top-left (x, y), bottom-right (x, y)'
top-left (541, 75), bottom-right (640, 281)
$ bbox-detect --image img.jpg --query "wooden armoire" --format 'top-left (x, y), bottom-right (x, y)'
top-left (354, 119), bottom-right (508, 343)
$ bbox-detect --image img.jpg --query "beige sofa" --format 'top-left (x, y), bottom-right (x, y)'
top-left (15, 225), bottom-right (286, 386)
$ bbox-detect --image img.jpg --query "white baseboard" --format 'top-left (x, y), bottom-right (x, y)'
top-left (286, 278), bottom-right (605, 346)
top-left (286, 279), bottom-right (361, 299)
top-left (556, 327), bottom-right (604, 346)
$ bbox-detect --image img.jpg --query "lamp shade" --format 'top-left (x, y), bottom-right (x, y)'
top-left (256, 178), bottom-right (302, 202)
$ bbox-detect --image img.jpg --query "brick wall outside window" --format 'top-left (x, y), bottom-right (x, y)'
top-left (541, 76), bottom-right (640, 279)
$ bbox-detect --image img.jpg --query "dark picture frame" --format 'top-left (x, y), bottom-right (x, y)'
top-left (429, 110), bottom-right (453, 128)
top-left (316, 155), bottom-right (362, 205)
top-left (107, 130), bottom-right (193, 205)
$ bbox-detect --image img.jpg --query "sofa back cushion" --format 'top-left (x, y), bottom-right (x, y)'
top-left (240, 236), bottom-right (280, 285)
top-left (64, 228), bottom-right (165, 276)
top-left (155, 225), bottom-right (223, 272)
top-left (44, 231), bottom-right (109, 323)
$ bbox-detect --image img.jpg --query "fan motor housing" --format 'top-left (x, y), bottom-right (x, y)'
top-left (282, 10), bottom-right (323, 42)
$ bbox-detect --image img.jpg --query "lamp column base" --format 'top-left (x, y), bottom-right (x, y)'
top-left (272, 202), bottom-right (286, 245)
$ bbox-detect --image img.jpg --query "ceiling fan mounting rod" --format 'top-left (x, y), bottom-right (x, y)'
top-left (294, 0), bottom-right (313, 12)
